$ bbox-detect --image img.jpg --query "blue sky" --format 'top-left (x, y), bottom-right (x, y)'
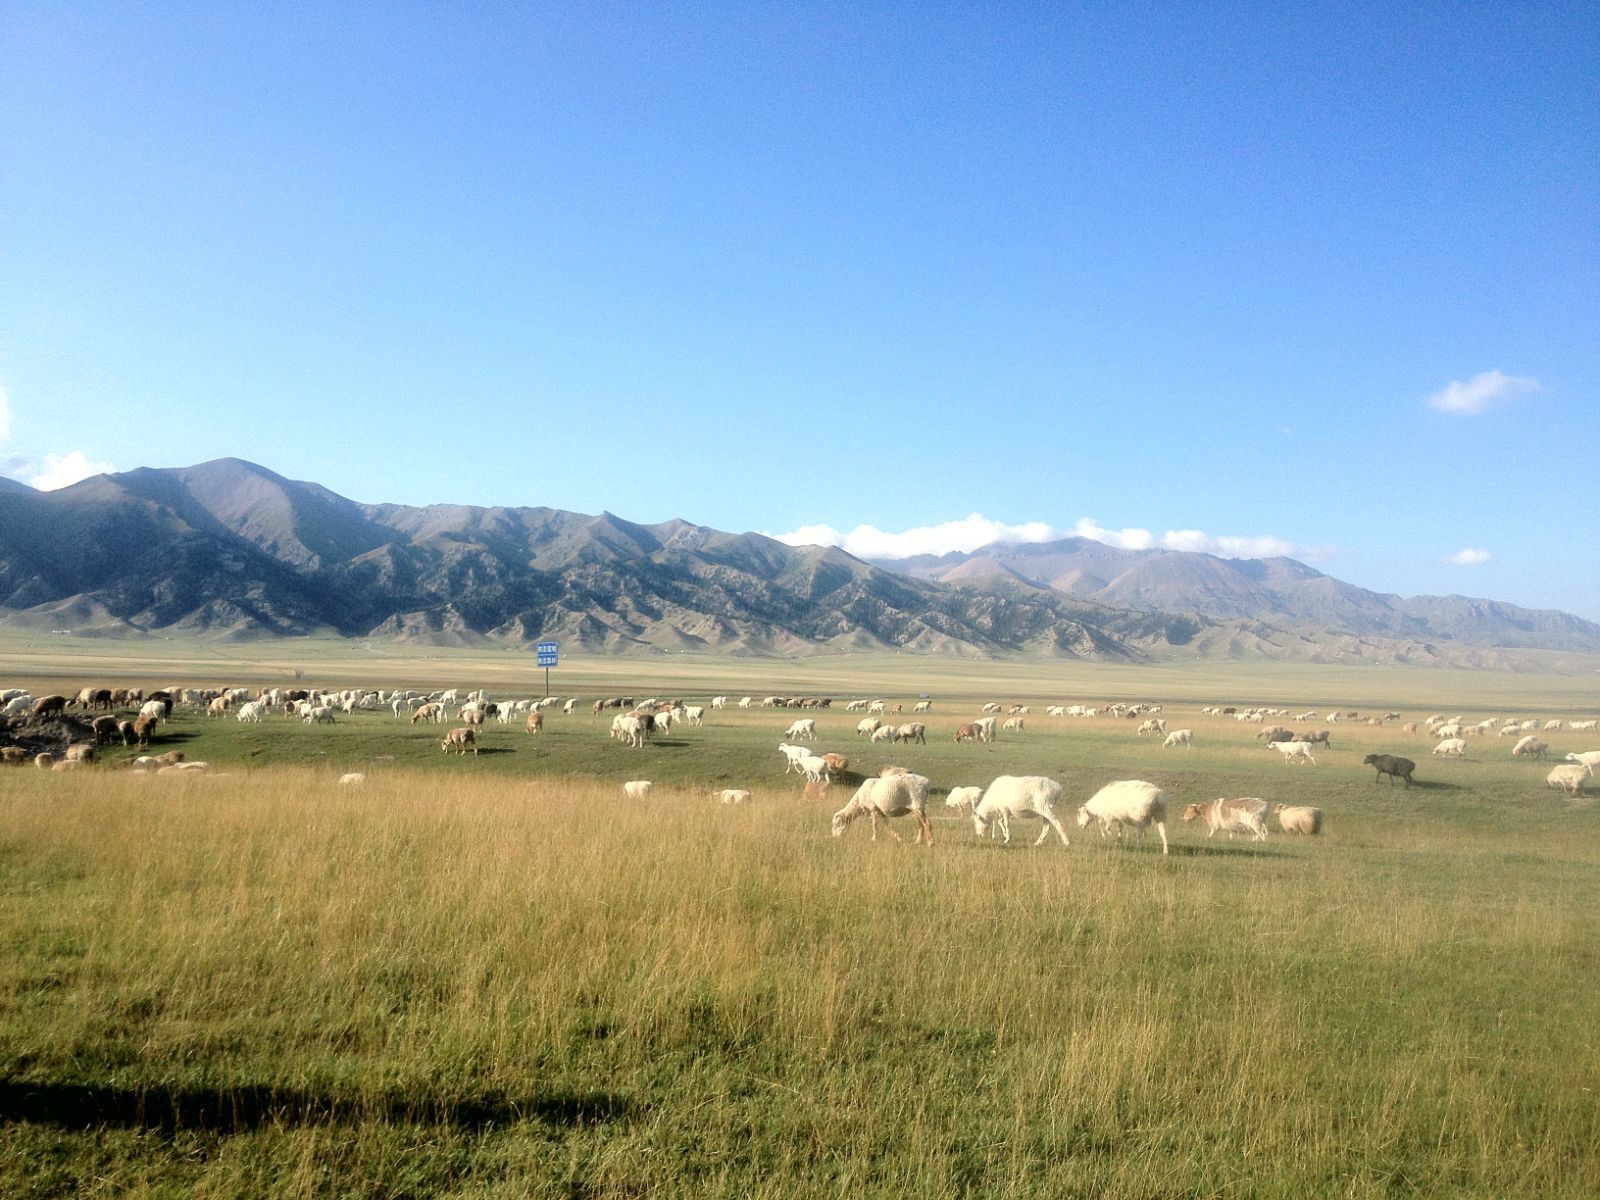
top-left (2, 3), bottom-right (1596, 618)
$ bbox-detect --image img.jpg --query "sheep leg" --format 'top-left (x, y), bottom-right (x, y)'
top-left (1037, 814), bottom-right (1070, 848)
top-left (1154, 821), bottom-right (1169, 855)
top-left (913, 810), bottom-right (934, 846)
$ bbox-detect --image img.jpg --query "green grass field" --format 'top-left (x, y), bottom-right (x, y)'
top-left (3, 638), bottom-right (1598, 1196)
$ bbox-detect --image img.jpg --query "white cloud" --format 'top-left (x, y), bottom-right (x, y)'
top-left (1443, 547), bottom-right (1492, 566)
top-left (27, 451), bottom-right (115, 491)
top-left (770, 514), bottom-right (1060, 560)
top-left (768, 513), bottom-right (1329, 563)
top-left (1426, 370), bottom-right (1539, 415)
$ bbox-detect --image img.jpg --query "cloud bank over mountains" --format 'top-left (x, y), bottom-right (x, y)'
top-left (769, 514), bottom-right (1331, 564)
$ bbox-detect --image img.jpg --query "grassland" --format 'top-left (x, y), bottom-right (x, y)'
top-left (2, 637), bottom-right (1599, 1196)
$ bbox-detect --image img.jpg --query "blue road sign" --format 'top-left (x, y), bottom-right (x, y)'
top-left (536, 640), bottom-right (559, 667)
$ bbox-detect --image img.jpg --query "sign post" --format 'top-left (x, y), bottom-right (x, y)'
top-left (536, 640), bottom-right (559, 699)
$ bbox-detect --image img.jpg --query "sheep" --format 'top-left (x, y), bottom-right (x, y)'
top-left (830, 773), bottom-right (934, 844)
top-left (719, 788), bottom-right (751, 805)
top-left (1431, 738), bottom-right (1467, 757)
top-left (1570, 720), bottom-right (1597, 732)
top-left (338, 772), bottom-right (367, 785)
top-left (1274, 804), bottom-right (1323, 835)
top-left (684, 705), bottom-right (704, 726)
top-left (821, 752), bottom-right (849, 777)
top-left (943, 785), bottom-right (983, 814)
top-left (1163, 729), bottom-right (1193, 749)
top-left (302, 705), bottom-right (336, 724)
top-left (525, 711), bottom-right (544, 735)
top-left (1000, 716), bottom-right (1025, 733)
top-left (1255, 725), bottom-right (1290, 742)
top-left (623, 780), bottom-right (653, 799)
top-left (1268, 740), bottom-right (1316, 765)
top-left (795, 753), bottom-right (831, 784)
top-left (913, 700), bottom-right (932, 713)
top-left (1183, 797), bottom-right (1269, 841)
top-left (856, 718), bottom-right (881, 737)
top-left (1137, 718), bottom-right (1166, 736)
top-left (869, 725), bottom-right (896, 743)
top-left (441, 727), bottom-right (478, 755)
top-left (31, 695), bottom-right (68, 719)
top-left (1511, 736), bottom-right (1547, 760)
top-left (1363, 753), bottom-right (1416, 787)
top-left (411, 702), bottom-right (445, 724)
top-left (1435, 723), bottom-right (1463, 740)
top-left (981, 702), bottom-right (1002, 714)
top-left (1546, 764), bottom-right (1591, 797)
top-left (236, 700), bottom-right (266, 723)
top-left (785, 718), bottom-right (818, 741)
top-left (1073, 780), bottom-right (1169, 855)
top-left (953, 723), bottom-right (983, 744)
top-left (132, 714), bottom-right (159, 748)
top-left (971, 775), bottom-right (1071, 847)
top-left (895, 722), bottom-right (927, 744)
top-left (1294, 730), bottom-right (1332, 747)
top-left (976, 716), bottom-right (998, 742)
top-left (1567, 750), bottom-right (1600, 771)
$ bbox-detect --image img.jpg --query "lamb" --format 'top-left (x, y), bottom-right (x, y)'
top-left (1432, 738), bottom-right (1467, 757)
top-left (1183, 797), bottom-right (1269, 841)
top-left (943, 785), bottom-right (983, 813)
top-left (1363, 753), bottom-right (1416, 787)
top-left (1546, 764), bottom-right (1591, 797)
top-left (821, 752), bottom-right (849, 777)
top-left (971, 775), bottom-right (1071, 847)
top-left (623, 780), bottom-right (653, 799)
top-left (913, 700), bottom-right (932, 713)
top-left (785, 718), bottom-right (818, 741)
top-left (302, 705), bottom-right (336, 724)
top-left (830, 773), bottom-right (934, 844)
top-left (795, 753), bottom-right (832, 784)
top-left (236, 700), bottom-right (266, 723)
top-left (1274, 804), bottom-right (1323, 835)
top-left (1000, 716), bottom-right (1025, 733)
top-left (1268, 740), bottom-right (1316, 764)
top-left (132, 714), bottom-right (159, 748)
top-left (1073, 779), bottom-right (1169, 855)
top-left (1137, 718), bottom-right (1167, 736)
top-left (441, 727), bottom-right (478, 755)
top-left (1163, 729), bottom-right (1193, 749)
top-left (1511, 736), bottom-right (1547, 760)
top-left (953, 722), bottom-right (982, 743)
top-left (525, 711), bottom-right (544, 734)
top-left (683, 705), bottom-right (704, 726)
top-left (869, 725), bottom-right (896, 743)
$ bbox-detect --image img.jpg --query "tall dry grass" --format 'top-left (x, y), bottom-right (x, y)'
top-left (2, 764), bottom-right (1598, 1197)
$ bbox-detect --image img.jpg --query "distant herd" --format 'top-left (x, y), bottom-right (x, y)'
top-left (2, 686), bottom-right (1594, 841)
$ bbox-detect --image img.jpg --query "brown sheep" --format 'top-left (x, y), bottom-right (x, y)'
top-left (133, 714), bottom-right (159, 748)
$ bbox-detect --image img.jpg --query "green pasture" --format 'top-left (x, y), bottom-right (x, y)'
top-left (2, 641), bottom-right (1599, 1196)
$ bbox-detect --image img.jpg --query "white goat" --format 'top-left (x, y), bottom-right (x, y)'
top-left (1073, 780), bottom-right (1169, 855)
top-left (971, 775), bottom-right (1071, 847)
top-left (1268, 740), bottom-right (1315, 764)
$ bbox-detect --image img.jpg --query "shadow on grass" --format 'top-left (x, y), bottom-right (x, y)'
top-left (0, 1078), bottom-right (638, 1133)
top-left (1165, 842), bottom-right (1293, 859)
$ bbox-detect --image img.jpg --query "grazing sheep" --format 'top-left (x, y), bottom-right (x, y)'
top-left (971, 775), bottom-right (1071, 847)
top-left (1363, 753), bottom-right (1416, 787)
top-left (1000, 716), bottom-right (1025, 733)
top-left (856, 718), bottom-right (881, 737)
top-left (943, 785), bottom-right (983, 813)
top-left (91, 715), bottom-right (121, 745)
top-left (1163, 729), bottom-right (1193, 749)
top-left (1546, 764), bottom-right (1591, 797)
top-left (976, 716), bottom-right (998, 742)
top-left (1435, 723), bottom-right (1464, 740)
top-left (303, 705), bottom-right (336, 724)
top-left (830, 773), bottom-right (934, 844)
top-left (777, 742), bottom-right (810, 773)
top-left (1268, 740), bottom-right (1316, 765)
top-left (821, 752), bottom-right (849, 777)
top-left (718, 788), bottom-right (751, 804)
top-left (1511, 736), bottom-right (1548, 760)
top-left (785, 718), bottom-right (818, 741)
top-left (34, 752), bottom-right (55, 769)
top-left (132, 715), bottom-right (159, 748)
top-left (441, 727), bottom-right (478, 755)
top-left (795, 753), bottom-right (831, 784)
top-left (913, 700), bottom-right (932, 713)
top-left (1183, 797), bottom-right (1269, 841)
top-left (1294, 730), bottom-right (1332, 747)
top-left (31, 695), bottom-right (68, 719)
top-left (338, 773), bottom-right (367, 785)
top-left (623, 780), bottom-right (653, 799)
top-left (869, 725), bottom-right (896, 743)
top-left (1073, 780), bottom-right (1169, 855)
top-left (1274, 804), bottom-right (1323, 835)
top-left (1432, 738), bottom-right (1467, 758)
top-left (1137, 718), bottom-right (1167, 736)
top-left (895, 722), bottom-right (927, 744)
top-left (0, 746), bottom-right (29, 765)
top-left (953, 723), bottom-right (983, 744)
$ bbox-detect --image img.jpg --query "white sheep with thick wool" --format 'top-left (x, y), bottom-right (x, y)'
top-left (1074, 780), bottom-right (1169, 855)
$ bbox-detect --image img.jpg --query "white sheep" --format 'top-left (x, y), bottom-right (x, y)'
top-left (795, 753), bottom-right (831, 784)
top-left (1567, 750), bottom-right (1600, 771)
top-left (1546, 764), bottom-right (1591, 797)
top-left (1569, 720), bottom-right (1596, 731)
top-left (235, 700), bottom-right (266, 723)
top-left (777, 742), bottom-right (810, 773)
top-left (302, 705), bottom-right (336, 724)
top-left (971, 775), bottom-right (1071, 847)
top-left (1268, 740), bottom-right (1316, 764)
top-left (684, 705), bottom-right (705, 726)
top-left (1511, 736), bottom-right (1548, 760)
top-left (338, 772), bottom-right (367, 785)
top-left (1435, 722), bottom-right (1463, 740)
top-left (623, 780), bottom-right (653, 799)
top-left (1073, 780), bottom-right (1169, 855)
top-left (1274, 803), bottom-right (1322, 835)
top-left (856, 718), bottom-right (881, 737)
top-left (785, 718), bottom-right (818, 741)
top-left (719, 788), bottom-right (751, 805)
top-left (830, 773), bottom-right (933, 844)
top-left (1163, 729), bottom-right (1193, 749)
top-left (1183, 797), bottom-right (1269, 840)
top-left (943, 785), bottom-right (983, 813)
top-left (1432, 738), bottom-right (1467, 757)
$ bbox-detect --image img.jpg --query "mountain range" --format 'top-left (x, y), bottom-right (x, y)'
top-left (0, 458), bottom-right (1594, 668)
